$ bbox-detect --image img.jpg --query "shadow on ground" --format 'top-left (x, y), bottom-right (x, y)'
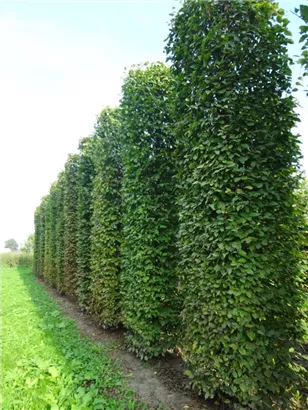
top-left (17, 267), bottom-right (226, 410)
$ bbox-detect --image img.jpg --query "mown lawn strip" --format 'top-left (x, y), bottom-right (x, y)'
top-left (0, 266), bottom-right (145, 410)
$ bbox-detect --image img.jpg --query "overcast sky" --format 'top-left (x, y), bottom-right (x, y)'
top-left (0, 0), bottom-right (307, 250)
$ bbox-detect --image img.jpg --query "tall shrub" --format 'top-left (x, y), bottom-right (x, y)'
top-left (90, 108), bottom-right (122, 327)
top-left (44, 185), bottom-right (58, 285)
top-left (55, 171), bottom-right (65, 292)
top-left (76, 137), bottom-right (94, 309)
top-left (44, 193), bottom-right (51, 282)
top-left (33, 206), bottom-right (42, 275)
top-left (49, 182), bottom-right (59, 287)
top-left (63, 154), bottom-right (79, 297)
top-left (120, 63), bottom-right (179, 359)
top-left (38, 197), bottom-right (47, 278)
top-left (166, 1), bottom-right (305, 407)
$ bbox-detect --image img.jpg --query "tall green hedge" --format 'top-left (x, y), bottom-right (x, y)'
top-left (32, 5), bottom-right (306, 406)
top-left (166, 0), bottom-right (305, 407)
top-left (90, 108), bottom-right (122, 327)
top-left (39, 197), bottom-right (47, 278)
top-left (33, 206), bottom-right (42, 276)
top-left (120, 63), bottom-right (179, 359)
top-left (49, 183), bottom-right (59, 287)
top-left (55, 171), bottom-right (65, 292)
top-left (63, 154), bottom-right (79, 298)
top-left (44, 193), bottom-right (51, 282)
top-left (44, 184), bottom-right (58, 286)
top-left (76, 137), bottom-right (94, 309)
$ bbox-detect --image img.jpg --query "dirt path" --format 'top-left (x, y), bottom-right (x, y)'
top-left (39, 279), bottom-right (217, 410)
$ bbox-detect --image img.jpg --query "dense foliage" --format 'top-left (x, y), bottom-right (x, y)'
top-left (63, 154), bottom-right (79, 298)
top-left (49, 184), bottom-right (60, 287)
top-left (55, 172), bottom-right (65, 292)
top-left (120, 63), bottom-right (179, 359)
top-left (33, 208), bottom-right (42, 275)
top-left (166, 0), bottom-right (305, 407)
top-left (32, 2), bottom-right (307, 408)
top-left (44, 184), bottom-right (58, 286)
top-left (76, 138), bottom-right (95, 309)
top-left (90, 108), bottom-right (122, 327)
top-left (43, 193), bottom-right (51, 282)
top-left (296, 4), bottom-right (308, 74)
top-left (21, 234), bottom-right (34, 254)
top-left (39, 198), bottom-right (47, 278)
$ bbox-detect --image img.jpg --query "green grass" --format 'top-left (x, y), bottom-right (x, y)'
top-left (0, 267), bottom-right (145, 410)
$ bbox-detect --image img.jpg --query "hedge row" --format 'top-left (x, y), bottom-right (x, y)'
top-left (55, 171), bottom-right (65, 292)
top-left (90, 108), bottom-right (122, 327)
top-left (33, 207), bottom-right (41, 275)
top-left (121, 63), bottom-right (179, 359)
top-left (45, 182), bottom-right (58, 286)
top-left (33, 1), bottom-right (306, 408)
top-left (166, 1), bottom-right (306, 407)
top-left (76, 137), bottom-right (94, 309)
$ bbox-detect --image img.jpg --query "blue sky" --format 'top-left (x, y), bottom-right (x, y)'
top-left (0, 0), bottom-right (307, 248)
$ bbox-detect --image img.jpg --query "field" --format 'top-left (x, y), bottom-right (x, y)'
top-left (0, 266), bottom-right (145, 410)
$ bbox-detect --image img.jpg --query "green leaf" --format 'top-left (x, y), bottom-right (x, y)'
top-left (48, 367), bottom-right (59, 378)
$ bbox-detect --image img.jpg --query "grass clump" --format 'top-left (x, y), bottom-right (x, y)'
top-left (0, 252), bottom-right (33, 268)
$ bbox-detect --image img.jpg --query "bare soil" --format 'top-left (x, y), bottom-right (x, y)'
top-left (38, 279), bottom-right (221, 410)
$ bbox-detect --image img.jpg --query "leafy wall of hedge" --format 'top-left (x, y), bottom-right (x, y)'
top-left (55, 172), bottom-right (65, 292)
top-left (120, 63), bottom-right (179, 359)
top-left (90, 108), bottom-right (122, 327)
top-left (166, 0), bottom-right (305, 407)
top-left (76, 137), bottom-right (95, 309)
top-left (32, 2), bottom-right (307, 408)
top-left (44, 184), bottom-right (58, 286)
top-left (33, 207), bottom-right (41, 276)
top-left (49, 183), bottom-right (59, 287)
top-left (39, 198), bottom-right (47, 278)
top-left (43, 193), bottom-right (51, 282)
top-left (63, 154), bottom-right (79, 298)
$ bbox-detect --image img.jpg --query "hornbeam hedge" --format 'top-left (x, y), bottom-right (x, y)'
top-left (166, 0), bottom-right (305, 408)
top-left (44, 183), bottom-right (58, 286)
top-left (63, 154), bottom-right (79, 297)
top-left (39, 197), bottom-right (47, 278)
top-left (90, 108), bottom-right (122, 327)
top-left (55, 171), bottom-right (65, 292)
top-left (32, 2), bottom-right (306, 408)
top-left (44, 193), bottom-right (51, 282)
top-left (76, 137), bottom-right (94, 309)
top-left (34, 199), bottom-right (47, 278)
top-left (33, 206), bottom-right (42, 276)
top-left (120, 63), bottom-right (179, 359)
